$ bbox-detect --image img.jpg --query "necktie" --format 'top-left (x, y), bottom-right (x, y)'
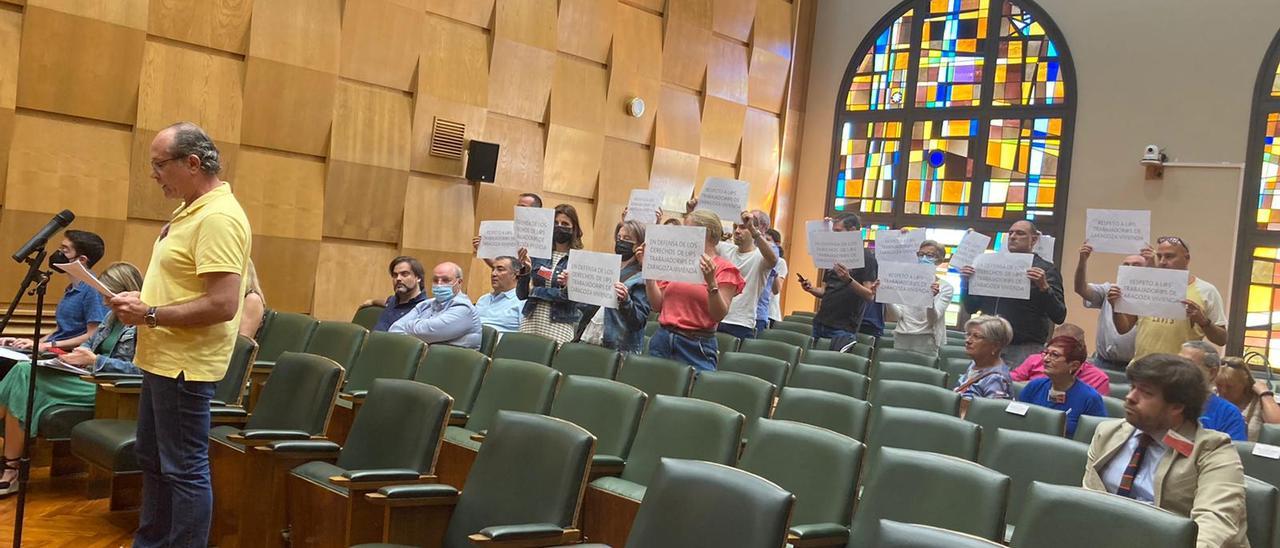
top-left (1116, 433), bottom-right (1153, 498)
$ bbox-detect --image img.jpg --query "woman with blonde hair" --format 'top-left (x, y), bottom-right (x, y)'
top-left (239, 260), bottom-right (267, 339)
top-left (0, 262), bottom-right (144, 495)
top-left (640, 209), bottom-right (744, 371)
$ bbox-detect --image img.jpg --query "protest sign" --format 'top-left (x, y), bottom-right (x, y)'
top-left (642, 224), bottom-right (707, 284)
top-left (970, 253), bottom-right (1034, 299)
top-left (514, 207), bottom-right (555, 259)
top-left (568, 250), bottom-right (622, 309)
top-left (1114, 265), bottom-right (1188, 320)
top-left (476, 221), bottom-right (518, 259)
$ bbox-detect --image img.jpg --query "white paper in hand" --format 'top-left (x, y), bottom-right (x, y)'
top-left (874, 229), bottom-right (926, 264)
top-left (568, 250), bottom-right (622, 309)
top-left (950, 230), bottom-right (991, 270)
top-left (969, 253), bottom-right (1033, 299)
top-left (1033, 235), bottom-right (1056, 263)
top-left (809, 231), bottom-right (865, 270)
top-left (625, 189), bottom-right (663, 223)
top-left (514, 207), bottom-right (556, 259)
top-left (805, 219), bottom-right (832, 257)
top-left (476, 221), bottom-right (518, 259)
top-left (642, 224), bottom-right (707, 284)
top-left (1114, 265), bottom-right (1188, 321)
top-left (697, 177), bottom-right (749, 222)
top-left (649, 175), bottom-right (695, 212)
top-left (1086, 209), bottom-right (1151, 254)
top-left (54, 260), bottom-right (117, 299)
top-left (875, 262), bottom-right (936, 308)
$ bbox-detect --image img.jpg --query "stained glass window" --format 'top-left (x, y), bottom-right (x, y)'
top-left (832, 0), bottom-right (1073, 249)
top-left (1231, 48), bottom-right (1280, 368)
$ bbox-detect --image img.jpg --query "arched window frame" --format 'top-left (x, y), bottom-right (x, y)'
top-left (826, 0), bottom-right (1078, 263)
top-left (1228, 31), bottom-right (1280, 363)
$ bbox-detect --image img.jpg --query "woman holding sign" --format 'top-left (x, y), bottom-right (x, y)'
top-left (516, 204), bottom-right (585, 344)
top-left (0, 262), bottom-right (143, 495)
top-left (642, 210), bottom-right (744, 372)
top-left (576, 220), bottom-right (651, 354)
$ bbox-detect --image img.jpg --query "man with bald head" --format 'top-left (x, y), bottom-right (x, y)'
top-left (1075, 243), bottom-right (1151, 370)
top-left (959, 219), bottom-right (1067, 366)
top-left (389, 262), bottom-right (482, 349)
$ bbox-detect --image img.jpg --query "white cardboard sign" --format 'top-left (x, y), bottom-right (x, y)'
top-left (1086, 209), bottom-right (1151, 255)
top-left (476, 221), bottom-right (519, 259)
top-left (950, 231), bottom-right (992, 270)
top-left (642, 224), bottom-right (708, 284)
top-left (874, 229), bottom-right (927, 265)
top-left (625, 189), bottom-right (664, 223)
top-left (875, 261), bottom-right (936, 308)
top-left (970, 252), bottom-right (1034, 299)
top-left (809, 230), bottom-right (866, 270)
top-left (1114, 265), bottom-right (1188, 321)
top-left (568, 250), bottom-right (622, 309)
top-left (697, 177), bottom-right (749, 222)
top-left (514, 207), bottom-right (556, 259)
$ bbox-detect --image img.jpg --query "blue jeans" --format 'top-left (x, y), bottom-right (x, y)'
top-left (812, 322), bottom-right (856, 351)
top-left (755, 319), bottom-right (770, 337)
top-left (134, 371), bottom-right (216, 548)
top-left (717, 322), bottom-right (755, 340)
top-left (649, 327), bottom-right (719, 372)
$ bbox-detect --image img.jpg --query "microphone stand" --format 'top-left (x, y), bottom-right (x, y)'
top-left (6, 246), bottom-right (51, 547)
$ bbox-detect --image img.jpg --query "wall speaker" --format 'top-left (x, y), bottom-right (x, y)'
top-left (465, 140), bottom-right (500, 183)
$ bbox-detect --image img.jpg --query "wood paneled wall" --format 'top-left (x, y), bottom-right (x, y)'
top-left (0, 0), bottom-right (804, 320)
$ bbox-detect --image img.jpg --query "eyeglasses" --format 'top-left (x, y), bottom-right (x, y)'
top-left (1157, 236), bottom-right (1189, 252)
top-left (964, 333), bottom-right (985, 341)
top-left (1041, 349), bottom-right (1065, 360)
top-left (151, 156), bottom-right (183, 173)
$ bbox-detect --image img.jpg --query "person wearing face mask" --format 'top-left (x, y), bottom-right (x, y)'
top-left (576, 220), bottom-right (652, 353)
top-left (885, 240), bottom-right (953, 358)
top-left (0, 230), bottom-right (110, 354)
top-left (515, 204), bottom-right (585, 344)
top-left (389, 262), bottom-right (482, 349)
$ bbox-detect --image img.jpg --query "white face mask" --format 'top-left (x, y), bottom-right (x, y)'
top-left (918, 255), bottom-right (937, 265)
top-left (432, 284), bottom-right (455, 301)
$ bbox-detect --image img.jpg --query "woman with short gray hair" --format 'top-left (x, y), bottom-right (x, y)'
top-left (955, 314), bottom-right (1015, 416)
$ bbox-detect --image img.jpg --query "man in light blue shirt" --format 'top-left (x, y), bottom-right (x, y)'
top-left (474, 256), bottom-right (524, 333)
top-left (390, 262), bottom-right (482, 349)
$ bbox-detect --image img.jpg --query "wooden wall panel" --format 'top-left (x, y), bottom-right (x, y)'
top-left (487, 38), bottom-right (554, 123)
top-left (712, 0), bottom-right (757, 42)
top-left (240, 57), bottom-right (337, 157)
top-left (695, 156), bottom-right (737, 197)
top-left (339, 0), bottom-right (424, 92)
top-left (148, 0), bottom-right (253, 54)
top-left (16, 7), bottom-right (145, 124)
top-left (707, 37), bottom-right (749, 104)
top-left (623, 0), bottom-right (664, 13)
top-left (424, 0), bottom-right (495, 29)
top-left (0, 9), bottom-right (18, 110)
top-left (604, 71), bottom-right (660, 144)
top-left (322, 161), bottom-right (408, 243)
top-left (6, 113), bottom-right (132, 219)
top-left (747, 47), bottom-right (790, 114)
top-left (595, 139), bottom-right (651, 248)
top-left (739, 164), bottom-right (779, 210)
top-left (753, 0), bottom-right (793, 59)
top-left (474, 184), bottom-right (527, 225)
top-left (484, 113), bottom-right (545, 191)
top-left (661, 20), bottom-right (711, 90)
top-left (701, 96), bottom-right (746, 163)
top-left (550, 57), bottom-right (608, 132)
top-left (650, 147), bottom-right (699, 210)
top-left (253, 235), bottom-right (320, 314)
top-left (410, 95), bottom-right (487, 177)
top-left (232, 148), bottom-right (325, 241)
top-left (121, 219), bottom-right (164, 274)
top-left (135, 41), bottom-right (244, 140)
top-left (312, 239), bottom-right (398, 321)
top-left (612, 4), bottom-right (663, 79)
top-left (402, 246), bottom-right (478, 297)
top-left (246, 0), bottom-right (341, 73)
top-left (420, 16), bottom-right (489, 108)
top-left (494, 0), bottom-right (557, 51)
top-left (0, 108), bottom-right (12, 206)
top-left (667, 0), bottom-right (712, 29)
top-left (656, 86), bottom-right (702, 154)
top-left (543, 124), bottom-right (603, 198)
top-left (557, 0), bottom-right (615, 64)
top-left (330, 81), bottom-right (413, 170)
top-left (29, 0), bottom-right (147, 29)
top-left (128, 129), bottom-right (240, 221)
top-left (401, 173), bottom-right (475, 254)
top-left (741, 107), bottom-right (780, 171)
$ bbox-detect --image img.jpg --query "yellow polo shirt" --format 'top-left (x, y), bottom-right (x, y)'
top-left (136, 183), bottom-right (251, 382)
top-left (1130, 277), bottom-right (1227, 364)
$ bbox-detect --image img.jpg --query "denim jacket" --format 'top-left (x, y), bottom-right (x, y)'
top-left (591, 266), bottom-right (651, 354)
top-left (516, 254), bottom-right (583, 325)
top-left (87, 313), bottom-right (141, 375)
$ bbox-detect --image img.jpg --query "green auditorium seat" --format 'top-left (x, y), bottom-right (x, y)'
top-left (551, 342), bottom-right (622, 379)
top-left (617, 354), bottom-right (695, 397)
top-left (691, 370), bottom-right (776, 432)
top-left (789, 363), bottom-right (869, 399)
top-left (412, 345), bottom-right (490, 425)
top-left (549, 376), bottom-right (646, 476)
top-left (718, 351), bottom-right (790, 389)
top-left (870, 379), bottom-right (961, 416)
top-left (1010, 482), bottom-right (1196, 548)
top-left (964, 396), bottom-right (1067, 437)
top-left (491, 332), bottom-right (558, 365)
top-left (772, 387), bottom-right (872, 441)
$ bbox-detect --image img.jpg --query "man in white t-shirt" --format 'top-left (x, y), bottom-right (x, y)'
top-left (715, 210), bottom-right (778, 339)
top-left (1074, 242), bottom-right (1150, 370)
top-left (1109, 236), bottom-right (1228, 364)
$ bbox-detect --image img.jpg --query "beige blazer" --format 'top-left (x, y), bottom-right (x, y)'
top-left (1084, 419), bottom-right (1250, 548)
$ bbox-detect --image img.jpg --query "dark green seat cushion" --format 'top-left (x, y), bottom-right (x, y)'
top-left (69, 419), bottom-right (138, 472)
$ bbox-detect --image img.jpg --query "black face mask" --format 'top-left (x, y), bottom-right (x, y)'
top-left (48, 250), bottom-right (72, 273)
top-left (554, 226), bottom-right (574, 244)
top-left (615, 240), bottom-right (635, 260)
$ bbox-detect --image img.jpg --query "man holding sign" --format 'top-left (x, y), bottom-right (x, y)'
top-left (1108, 235), bottom-right (1227, 363)
top-left (959, 219), bottom-right (1066, 366)
top-left (799, 213), bottom-right (879, 351)
top-left (1074, 243), bottom-right (1152, 370)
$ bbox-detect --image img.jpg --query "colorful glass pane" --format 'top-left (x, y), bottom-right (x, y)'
top-left (1244, 246), bottom-right (1280, 369)
top-left (907, 119), bottom-right (977, 216)
top-left (994, 1), bottom-right (1063, 105)
top-left (848, 10), bottom-right (915, 111)
top-left (1257, 112), bottom-right (1280, 230)
top-left (982, 118), bottom-right (1061, 220)
top-left (834, 121), bottom-right (902, 214)
top-left (916, 0), bottom-right (989, 108)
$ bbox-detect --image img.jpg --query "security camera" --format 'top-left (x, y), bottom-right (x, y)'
top-left (1140, 145), bottom-right (1166, 167)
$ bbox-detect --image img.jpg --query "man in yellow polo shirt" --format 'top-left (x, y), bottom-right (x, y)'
top-left (110, 122), bottom-right (250, 548)
top-left (1109, 236), bottom-right (1228, 364)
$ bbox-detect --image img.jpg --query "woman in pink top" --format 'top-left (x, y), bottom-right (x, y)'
top-left (1008, 323), bottom-right (1111, 395)
top-left (640, 209), bottom-right (744, 372)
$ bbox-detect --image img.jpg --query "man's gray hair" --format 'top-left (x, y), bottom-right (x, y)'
top-left (165, 122), bottom-right (221, 175)
top-left (1181, 340), bottom-right (1221, 368)
top-left (750, 209), bottom-right (772, 232)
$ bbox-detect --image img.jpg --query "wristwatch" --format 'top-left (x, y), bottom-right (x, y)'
top-left (144, 306), bottom-right (158, 328)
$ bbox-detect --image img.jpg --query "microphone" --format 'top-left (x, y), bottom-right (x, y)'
top-left (11, 210), bottom-right (74, 263)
